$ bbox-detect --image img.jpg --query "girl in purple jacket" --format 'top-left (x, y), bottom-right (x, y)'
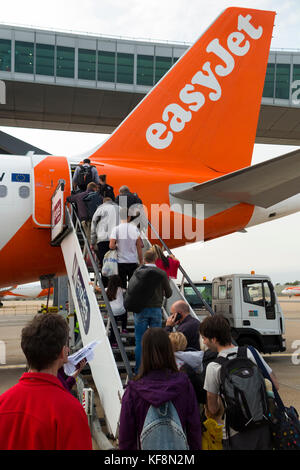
top-left (118, 328), bottom-right (202, 450)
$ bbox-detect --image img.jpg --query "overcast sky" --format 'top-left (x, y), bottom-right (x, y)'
top-left (1, 0), bottom-right (300, 284)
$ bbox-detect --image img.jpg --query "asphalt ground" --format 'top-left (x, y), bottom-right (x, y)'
top-left (0, 298), bottom-right (300, 411)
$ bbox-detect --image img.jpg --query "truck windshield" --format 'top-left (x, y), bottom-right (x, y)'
top-left (183, 283), bottom-right (212, 308)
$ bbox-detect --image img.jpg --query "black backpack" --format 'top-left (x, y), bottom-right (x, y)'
top-left (124, 266), bottom-right (164, 313)
top-left (214, 346), bottom-right (269, 435)
top-left (77, 165), bottom-right (95, 189)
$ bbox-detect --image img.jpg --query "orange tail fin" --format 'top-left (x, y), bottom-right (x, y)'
top-left (91, 8), bottom-right (275, 175)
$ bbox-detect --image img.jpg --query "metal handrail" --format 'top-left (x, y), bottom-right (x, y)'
top-left (146, 218), bottom-right (214, 316)
top-left (65, 204), bottom-right (134, 380)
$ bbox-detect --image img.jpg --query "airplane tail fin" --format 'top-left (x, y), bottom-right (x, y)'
top-left (90, 7), bottom-right (275, 175)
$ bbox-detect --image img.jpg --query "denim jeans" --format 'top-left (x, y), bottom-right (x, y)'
top-left (134, 307), bottom-right (162, 373)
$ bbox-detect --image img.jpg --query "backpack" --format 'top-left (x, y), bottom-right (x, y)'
top-left (214, 346), bottom-right (269, 435)
top-left (179, 363), bottom-right (204, 404)
top-left (77, 165), bottom-right (95, 189)
top-left (124, 266), bottom-right (164, 313)
top-left (140, 401), bottom-right (189, 450)
top-left (187, 349), bottom-right (218, 404)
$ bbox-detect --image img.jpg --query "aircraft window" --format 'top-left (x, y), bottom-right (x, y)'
top-left (0, 185), bottom-right (7, 197)
top-left (19, 186), bottom-right (30, 199)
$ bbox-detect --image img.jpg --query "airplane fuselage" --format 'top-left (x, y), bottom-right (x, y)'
top-left (1, 153), bottom-right (300, 288)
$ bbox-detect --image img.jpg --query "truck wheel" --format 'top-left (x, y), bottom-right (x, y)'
top-left (238, 336), bottom-right (261, 352)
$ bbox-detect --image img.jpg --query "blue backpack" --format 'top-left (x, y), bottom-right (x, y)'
top-left (140, 401), bottom-right (189, 450)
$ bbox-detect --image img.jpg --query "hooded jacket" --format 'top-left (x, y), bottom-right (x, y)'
top-left (90, 200), bottom-right (119, 244)
top-left (118, 369), bottom-right (202, 450)
top-left (175, 350), bottom-right (204, 373)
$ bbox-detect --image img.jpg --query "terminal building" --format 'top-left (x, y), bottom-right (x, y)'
top-left (0, 23), bottom-right (299, 152)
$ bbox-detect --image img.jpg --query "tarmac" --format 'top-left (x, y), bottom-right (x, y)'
top-left (0, 298), bottom-right (300, 412)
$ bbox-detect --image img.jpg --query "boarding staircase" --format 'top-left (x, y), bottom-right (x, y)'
top-left (51, 183), bottom-right (213, 443)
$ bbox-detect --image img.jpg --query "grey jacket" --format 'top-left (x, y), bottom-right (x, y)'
top-left (90, 201), bottom-right (120, 244)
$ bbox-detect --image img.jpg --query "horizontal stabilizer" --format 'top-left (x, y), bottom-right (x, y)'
top-left (170, 149), bottom-right (300, 208)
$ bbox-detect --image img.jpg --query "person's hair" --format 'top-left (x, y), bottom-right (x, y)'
top-left (119, 185), bottom-right (130, 194)
top-left (21, 314), bottom-right (69, 371)
top-left (83, 158), bottom-right (91, 164)
top-left (136, 328), bottom-right (178, 379)
top-left (106, 275), bottom-right (123, 301)
top-left (169, 332), bottom-right (187, 352)
top-left (144, 249), bottom-right (157, 264)
top-left (87, 182), bottom-right (98, 191)
top-left (152, 244), bottom-right (169, 268)
top-left (99, 174), bottom-right (106, 182)
top-left (199, 314), bottom-right (232, 346)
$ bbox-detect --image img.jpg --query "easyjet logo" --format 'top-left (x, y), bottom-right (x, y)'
top-left (146, 14), bottom-right (263, 150)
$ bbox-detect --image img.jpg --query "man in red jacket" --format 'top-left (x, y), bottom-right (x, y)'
top-left (0, 313), bottom-right (93, 450)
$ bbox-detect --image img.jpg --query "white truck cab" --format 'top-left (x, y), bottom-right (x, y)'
top-left (212, 273), bottom-right (286, 353)
top-left (180, 273), bottom-right (286, 354)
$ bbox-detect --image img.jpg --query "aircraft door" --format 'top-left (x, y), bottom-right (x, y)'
top-left (31, 155), bottom-right (71, 227)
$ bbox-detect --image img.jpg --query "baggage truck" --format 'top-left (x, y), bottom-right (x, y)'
top-left (180, 273), bottom-right (286, 354)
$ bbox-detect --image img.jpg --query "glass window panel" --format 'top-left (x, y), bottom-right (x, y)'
top-left (78, 48), bottom-right (96, 80)
top-left (293, 64), bottom-right (300, 81)
top-left (155, 56), bottom-right (172, 83)
top-left (173, 57), bottom-right (179, 64)
top-left (15, 41), bottom-right (34, 74)
top-left (0, 39), bottom-right (11, 71)
top-left (218, 285), bottom-right (227, 300)
top-left (183, 283), bottom-right (212, 308)
top-left (242, 280), bottom-right (264, 305)
top-left (98, 50), bottom-right (115, 82)
top-left (117, 52), bottom-right (134, 84)
top-left (137, 54), bottom-right (154, 86)
top-left (56, 46), bottom-right (74, 78)
top-left (263, 63), bottom-right (275, 98)
top-left (36, 43), bottom-right (54, 76)
top-left (275, 63), bottom-right (290, 99)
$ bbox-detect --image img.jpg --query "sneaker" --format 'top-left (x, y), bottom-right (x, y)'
top-left (121, 329), bottom-right (128, 334)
